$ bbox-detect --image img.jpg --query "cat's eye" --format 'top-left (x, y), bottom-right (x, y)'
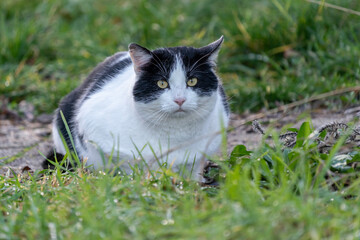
top-left (157, 80), bottom-right (168, 89)
top-left (187, 78), bottom-right (198, 87)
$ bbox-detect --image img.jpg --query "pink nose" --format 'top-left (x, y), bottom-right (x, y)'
top-left (174, 98), bottom-right (186, 106)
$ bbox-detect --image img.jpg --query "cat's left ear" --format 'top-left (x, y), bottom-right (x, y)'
top-left (128, 43), bottom-right (152, 75)
top-left (199, 36), bottom-right (224, 66)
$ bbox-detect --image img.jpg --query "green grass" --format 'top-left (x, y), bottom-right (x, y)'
top-left (1, 0), bottom-right (359, 114)
top-left (2, 122), bottom-right (360, 239)
top-left (2, 0), bottom-right (360, 239)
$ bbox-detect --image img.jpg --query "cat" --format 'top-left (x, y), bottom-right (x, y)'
top-left (43, 36), bottom-right (230, 181)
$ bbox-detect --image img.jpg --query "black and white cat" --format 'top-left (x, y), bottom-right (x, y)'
top-left (45, 36), bottom-right (229, 180)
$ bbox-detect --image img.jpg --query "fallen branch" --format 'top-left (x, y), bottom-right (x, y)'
top-left (230, 86), bottom-right (360, 130)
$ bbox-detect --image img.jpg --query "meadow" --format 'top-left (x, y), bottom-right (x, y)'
top-left (1, 0), bottom-right (360, 239)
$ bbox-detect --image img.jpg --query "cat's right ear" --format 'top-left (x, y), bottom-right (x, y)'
top-left (128, 43), bottom-right (152, 75)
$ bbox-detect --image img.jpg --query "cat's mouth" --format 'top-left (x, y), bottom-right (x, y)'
top-left (175, 108), bottom-right (185, 113)
top-left (172, 108), bottom-right (187, 116)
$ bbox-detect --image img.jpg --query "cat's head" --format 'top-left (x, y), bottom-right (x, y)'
top-left (129, 37), bottom-right (224, 123)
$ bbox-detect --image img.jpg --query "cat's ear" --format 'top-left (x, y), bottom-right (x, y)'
top-left (128, 43), bottom-right (152, 74)
top-left (199, 36), bottom-right (224, 66)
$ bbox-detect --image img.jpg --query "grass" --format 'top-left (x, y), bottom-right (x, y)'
top-left (2, 122), bottom-right (360, 239)
top-left (1, 0), bottom-right (360, 114)
top-left (1, 0), bottom-right (360, 239)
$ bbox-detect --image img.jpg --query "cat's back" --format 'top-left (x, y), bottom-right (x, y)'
top-left (59, 51), bottom-right (132, 108)
top-left (54, 51), bottom-right (133, 151)
top-left (78, 51), bottom-right (132, 100)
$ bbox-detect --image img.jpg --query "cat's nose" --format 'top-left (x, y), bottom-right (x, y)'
top-left (174, 98), bottom-right (186, 107)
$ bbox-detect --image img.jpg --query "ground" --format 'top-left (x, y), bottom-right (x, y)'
top-left (1, 105), bottom-right (359, 175)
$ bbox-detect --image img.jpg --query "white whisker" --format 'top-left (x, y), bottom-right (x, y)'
top-left (189, 61), bottom-right (211, 74)
top-left (151, 52), bottom-right (168, 75)
top-left (148, 61), bottom-right (166, 76)
top-left (188, 51), bottom-right (213, 73)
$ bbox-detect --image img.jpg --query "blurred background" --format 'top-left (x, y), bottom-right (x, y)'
top-left (1, 0), bottom-right (359, 116)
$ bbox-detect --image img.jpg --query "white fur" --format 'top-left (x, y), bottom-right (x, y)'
top-left (54, 53), bottom-right (229, 181)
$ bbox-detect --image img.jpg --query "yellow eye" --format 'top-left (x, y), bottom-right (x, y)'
top-left (187, 78), bottom-right (198, 87)
top-left (157, 80), bottom-right (168, 89)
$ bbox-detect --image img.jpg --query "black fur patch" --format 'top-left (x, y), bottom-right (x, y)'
top-left (42, 151), bottom-right (65, 170)
top-left (175, 46), bottom-right (219, 96)
top-left (42, 150), bottom-right (77, 171)
top-left (87, 57), bottom-right (132, 96)
top-left (218, 84), bottom-right (230, 115)
top-left (132, 49), bottom-right (175, 103)
top-left (82, 52), bottom-right (128, 93)
top-left (133, 47), bottom-right (219, 103)
top-left (56, 90), bottom-right (81, 152)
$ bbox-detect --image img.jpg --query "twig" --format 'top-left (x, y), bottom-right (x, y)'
top-left (230, 86), bottom-right (360, 130)
top-left (252, 120), bottom-right (265, 135)
top-left (305, 0), bottom-right (360, 16)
